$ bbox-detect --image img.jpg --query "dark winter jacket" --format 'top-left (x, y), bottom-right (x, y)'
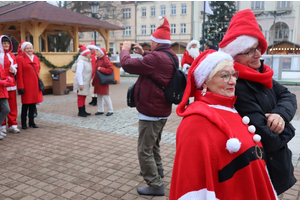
top-left (234, 63), bottom-right (297, 195)
top-left (120, 44), bottom-right (176, 117)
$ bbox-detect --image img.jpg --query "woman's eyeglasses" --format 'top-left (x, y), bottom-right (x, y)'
top-left (220, 71), bottom-right (239, 83)
top-left (236, 45), bottom-right (260, 57)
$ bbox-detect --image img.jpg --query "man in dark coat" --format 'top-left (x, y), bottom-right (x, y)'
top-left (120, 16), bottom-right (177, 196)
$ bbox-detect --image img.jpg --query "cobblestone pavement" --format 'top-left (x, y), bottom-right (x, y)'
top-left (0, 76), bottom-right (299, 199)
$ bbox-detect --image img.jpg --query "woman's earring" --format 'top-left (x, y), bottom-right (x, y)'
top-left (201, 88), bottom-right (207, 96)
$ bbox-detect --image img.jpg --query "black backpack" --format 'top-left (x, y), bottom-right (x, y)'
top-left (150, 51), bottom-right (187, 105)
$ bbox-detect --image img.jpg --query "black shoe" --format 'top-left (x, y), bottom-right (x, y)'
top-left (140, 168), bottom-right (164, 178)
top-left (137, 183), bottom-right (164, 196)
top-left (106, 112), bottom-right (113, 116)
top-left (78, 106), bottom-right (87, 117)
top-left (83, 105), bottom-right (91, 115)
top-left (92, 97), bottom-right (97, 106)
top-left (22, 126), bottom-right (28, 130)
top-left (29, 124), bottom-right (39, 128)
top-left (95, 112), bottom-right (104, 115)
top-left (88, 99), bottom-right (94, 105)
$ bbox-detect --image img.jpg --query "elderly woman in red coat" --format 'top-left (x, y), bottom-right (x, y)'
top-left (93, 47), bottom-right (114, 116)
top-left (16, 41), bottom-right (43, 129)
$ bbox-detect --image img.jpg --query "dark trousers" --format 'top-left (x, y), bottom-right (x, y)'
top-left (138, 119), bottom-right (167, 189)
top-left (21, 104), bottom-right (36, 126)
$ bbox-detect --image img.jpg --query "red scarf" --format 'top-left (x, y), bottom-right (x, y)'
top-left (234, 62), bottom-right (273, 89)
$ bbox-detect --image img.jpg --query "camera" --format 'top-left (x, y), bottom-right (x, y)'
top-left (131, 44), bottom-right (135, 51)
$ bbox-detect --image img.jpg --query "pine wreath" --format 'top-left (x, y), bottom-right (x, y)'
top-left (35, 52), bottom-right (80, 69)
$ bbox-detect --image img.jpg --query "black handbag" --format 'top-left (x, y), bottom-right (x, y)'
top-left (127, 83), bottom-right (136, 107)
top-left (30, 63), bottom-right (44, 91)
top-left (96, 62), bottom-right (115, 85)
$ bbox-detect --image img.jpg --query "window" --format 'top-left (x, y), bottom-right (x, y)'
top-left (171, 24), bottom-right (176, 34)
top-left (112, 9), bottom-right (115, 19)
top-left (123, 26), bottom-right (131, 36)
top-left (79, 32), bottom-right (84, 38)
top-left (110, 30), bottom-right (116, 37)
top-left (181, 4), bottom-right (186, 15)
top-left (109, 43), bottom-right (114, 54)
top-left (171, 5), bottom-right (176, 15)
top-left (275, 23), bottom-right (289, 39)
top-left (251, 1), bottom-right (264, 9)
top-left (90, 32), bottom-right (100, 38)
top-left (123, 8), bottom-right (131, 19)
top-left (180, 23), bottom-right (186, 34)
top-left (161, 6), bottom-right (166, 16)
top-left (142, 7), bottom-right (146, 17)
top-left (141, 25), bottom-right (146, 35)
top-left (151, 6), bottom-right (155, 17)
top-left (103, 9), bottom-right (109, 19)
top-left (150, 25), bottom-right (156, 34)
top-left (277, 1), bottom-right (290, 8)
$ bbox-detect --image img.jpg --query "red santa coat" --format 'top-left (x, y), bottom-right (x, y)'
top-left (0, 66), bottom-right (13, 98)
top-left (16, 54), bottom-right (43, 104)
top-left (181, 51), bottom-right (200, 67)
top-left (90, 51), bottom-right (96, 77)
top-left (170, 91), bottom-right (277, 200)
top-left (93, 56), bottom-right (113, 95)
top-left (0, 35), bottom-right (17, 91)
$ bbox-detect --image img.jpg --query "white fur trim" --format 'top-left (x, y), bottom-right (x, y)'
top-left (95, 47), bottom-right (104, 55)
top-left (158, 16), bottom-right (163, 20)
top-left (253, 134), bottom-right (261, 143)
top-left (186, 39), bottom-right (200, 50)
top-left (7, 86), bottom-right (16, 91)
top-left (219, 35), bottom-right (258, 57)
top-left (81, 49), bottom-right (90, 55)
top-left (87, 45), bottom-right (97, 50)
top-left (21, 42), bottom-right (32, 52)
top-left (226, 138), bottom-right (241, 154)
top-left (242, 116), bottom-right (250, 125)
top-left (208, 105), bottom-right (238, 113)
top-left (179, 188), bottom-right (219, 200)
top-left (150, 35), bottom-right (171, 44)
top-left (248, 125), bottom-right (256, 133)
top-left (194, 51), bottom-right (233, 89)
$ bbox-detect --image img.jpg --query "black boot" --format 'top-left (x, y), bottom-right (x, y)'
top-left (21, 104), bottom-right (28, 129)
top-left (78, 106), bottom-right (87, 117)
top-left (88, 98), bottom-right (94, 105)
top-left (29, 104), bottom-right (39, 128)
top-left (92, 97), bottom-right (97, 106)
top-left (83, 105), bottom-right (91, 115)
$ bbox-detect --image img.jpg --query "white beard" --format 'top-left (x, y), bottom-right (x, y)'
top-left (188, 48), bottom-right (200, 59)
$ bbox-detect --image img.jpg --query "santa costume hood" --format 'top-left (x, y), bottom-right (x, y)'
top-left (186, 39), bottom-right (200, 51)
top-left (219, 9), bottom-right (267, 57)
top-left (177, 50), bottom-right (245, 154)
top-left (150, 16), bottom-right (171, 44)
top-left (0, 35), bottom-right (13, 68)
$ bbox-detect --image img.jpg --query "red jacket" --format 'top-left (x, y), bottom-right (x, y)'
top-left (93, 56), bottom-right (113, 95)
top-left (16, 54), bottom-right (43, 104)
top-left (0, 65), bottom-right (14, 98)
top-left (90, 52), bottom-right (96, 78)
top-left (181, 51), bottom-right (200, 66)
top-left (120, 44), bottom-right (176, 117)
top-left (0, 35), bottom-right (17, 91)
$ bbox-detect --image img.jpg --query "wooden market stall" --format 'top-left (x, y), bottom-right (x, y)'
top-left (268, 41), bottom-right (300, 55)
top-left (0, 1), bottom-right (123, 92)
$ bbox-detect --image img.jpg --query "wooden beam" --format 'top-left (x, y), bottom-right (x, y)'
top-left (32, 21), bottom-right (40, 52)
top-left (67, 30), bottom-right (75, 40)
top-left (9, 32), bottom-right (21, 43)
top-left (0, 24), bottom-right (10, 32)
top-left (24, 21), bottom-right (34, 35)
top-left (37, 22), bottom-right (49, 36)
top-left (73, 26), bottom-right (79, 53)
top-left (97, 28), bottom-right (109, 50)
top-left (20, 22), bottom-right (26, 41)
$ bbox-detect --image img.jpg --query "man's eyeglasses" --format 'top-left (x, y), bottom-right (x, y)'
top-left (220, 71), bottom-right (239, 83)
top-left (236, 45), bottom-right (260, 57)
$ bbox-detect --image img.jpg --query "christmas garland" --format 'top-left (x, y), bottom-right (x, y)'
top-left (35, 52), bottom-right (80, 69)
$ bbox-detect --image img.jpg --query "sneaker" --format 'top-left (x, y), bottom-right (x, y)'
top-left (1, 128), bottom-right (6, 134)
top-left (0, 132), bottom-right (6, 137)
top-left (9, 128), bottom-right (20, 134)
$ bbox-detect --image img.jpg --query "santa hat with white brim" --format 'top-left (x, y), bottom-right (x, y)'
top-left (186, 39), bottom-right (200, 51)
top-left (79, 44), bottom-right (91, 56)
top-left (150, 16), bottom-right (171, 44)
top-left (219, 9), bottom-right (267, 57)
top-left (21, 42), bottom-right (33, 52)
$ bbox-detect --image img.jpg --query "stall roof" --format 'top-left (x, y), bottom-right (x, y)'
top-left (268, 41), bottom-right (300, 49)
top-left (0, 1), bottom-right (123, 30)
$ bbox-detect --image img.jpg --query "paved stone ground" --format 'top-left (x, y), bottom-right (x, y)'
top-left (0, 76), bottom-right (299, 199)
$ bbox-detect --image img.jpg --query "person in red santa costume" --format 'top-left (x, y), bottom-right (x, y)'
top-left (0, 61), bottom-right (14, 139)
top-left (181, 39), bottom-right (201, 75)
top-left (169, 50), bottom-right (278, 200)
top-left (87, 42), bottom-right (98, 106)
top-left (219, 9), bottom-right (296, 195)
top-left (93, 47), bottom-right (114, 116)
top-left (0, 35), bottom-right (20, 134)
top-left (16, 41), bottom-right (43, 129)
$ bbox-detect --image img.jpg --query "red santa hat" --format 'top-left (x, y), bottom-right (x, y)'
top-left (79, 44), bottom-right (91, 56)
top-left (177, 50), bottom-right (241, 154)
top-left (87, 42), bottom-right (98, 50)
top-left (219, 9), bottom-right (267, 57)
top-left (21, 41), bottom-right (33, 52)
top-left (150, 16), bottom-right (171, 44)
top-left (186, 39), bottom-right (200, 51)
top-left (100, 47), bottom-right (107, 56)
